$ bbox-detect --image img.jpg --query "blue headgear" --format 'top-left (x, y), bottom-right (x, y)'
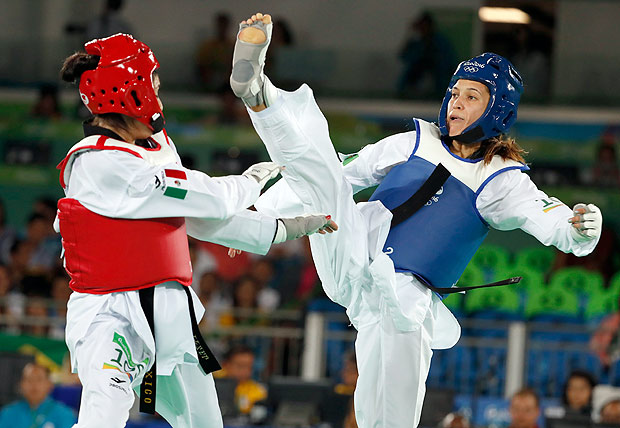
top-left (438, 52), bottom-right (523, 144)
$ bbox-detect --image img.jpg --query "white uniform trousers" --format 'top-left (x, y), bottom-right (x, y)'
top-left (250, 84), bottom-right (441, 428)
top-left (71, 294), bottom-right (222, 428)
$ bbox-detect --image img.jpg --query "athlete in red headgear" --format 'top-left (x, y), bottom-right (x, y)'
top-left (56, 33), bottom-right (337, 427)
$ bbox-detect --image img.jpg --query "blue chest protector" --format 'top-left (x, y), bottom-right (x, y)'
top-left (369, 119), bottom-right (527, 288)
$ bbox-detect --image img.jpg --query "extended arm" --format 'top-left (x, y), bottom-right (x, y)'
top-left (477, 170), bottom-right (601, 255)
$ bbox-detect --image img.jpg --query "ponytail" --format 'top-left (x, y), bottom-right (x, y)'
top-left (60, 52), bottom-right (99, 83)
top-left (471, 134), bottom-right (528, 165)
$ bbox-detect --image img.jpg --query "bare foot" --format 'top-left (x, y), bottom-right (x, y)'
top-left (239, 13), bottom-right (272, 44)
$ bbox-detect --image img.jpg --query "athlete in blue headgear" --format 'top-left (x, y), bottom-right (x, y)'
top-left (230, 13), bottom-right (603, 428)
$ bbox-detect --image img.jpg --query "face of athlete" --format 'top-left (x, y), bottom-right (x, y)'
top-left (446, 79), bottom-right (490, 137)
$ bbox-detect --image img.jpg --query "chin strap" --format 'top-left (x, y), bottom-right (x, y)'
top-left (441, 125), bottom-right (488, 145)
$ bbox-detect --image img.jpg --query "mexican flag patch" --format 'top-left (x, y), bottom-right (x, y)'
top-left (163, 168), bottom-right (188, 199)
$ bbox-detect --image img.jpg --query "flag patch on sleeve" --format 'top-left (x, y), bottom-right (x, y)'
top-left (163, 168), bottom-right (188, 199)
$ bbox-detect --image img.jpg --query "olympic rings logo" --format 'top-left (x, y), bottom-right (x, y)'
top-left (464, 66), bottom-right (479, 73)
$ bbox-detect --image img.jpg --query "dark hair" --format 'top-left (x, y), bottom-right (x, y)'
top-left (60, 52), bottom-right (100, 84)
top-left (562, 369), bottom-right (597, 406)
top-left (225, 344), bottom-right (254, 361)
top-left (470, 134), bottom-right (528, 165)
top-left (512, 387), bottom-right (540, 408)
top-left (27, 213), bottom-right (47, 225)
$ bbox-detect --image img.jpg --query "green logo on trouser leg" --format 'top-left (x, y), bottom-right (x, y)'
top-left (102, 332), bottom-right (150, 382)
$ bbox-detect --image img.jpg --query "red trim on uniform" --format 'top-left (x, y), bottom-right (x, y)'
top-left (57, 143), bottom-right (144, 188)
top-left (96, 136), bottom-right (108, 148)
top-left (164, 169), bottom-right (187, 180)
top-left (163, 128), bottom-right (171, 146)
top-left (57, 198), bottom-right (192, 294)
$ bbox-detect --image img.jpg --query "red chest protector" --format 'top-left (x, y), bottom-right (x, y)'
top-left (57, 198), bottom-right (192, 294)
top-left (57, 132), bottom-right (191, 294)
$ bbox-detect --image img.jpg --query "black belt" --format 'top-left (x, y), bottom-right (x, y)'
top-left (387, 162), bottom-right (522, 294)
top-left (138, 286), bottom-right (221, 414)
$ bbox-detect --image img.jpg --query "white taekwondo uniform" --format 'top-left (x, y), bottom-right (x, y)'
top-left (248, 84), bottom-right (599, 428)
top-left (55, 124), bottom-right (276, 428)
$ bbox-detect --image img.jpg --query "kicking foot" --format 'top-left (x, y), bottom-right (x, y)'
top-left (230, 13), bottom-right (275, 107)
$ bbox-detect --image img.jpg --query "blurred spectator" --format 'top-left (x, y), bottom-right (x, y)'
top-left (23, 295), bottom-right (51, 337)
top-left (195, 12), bottom-right (234, 92)
top-left (218, 345), bottom-right (267, 416)
top-left (590, 295), bottom-right (620, 368)
top-left (343, 396), bottom-right (358, 428)
top-left (49, 269), bottom-right (72, 339)
top-left (85, 0), bottom-right (134, 41)
top-left (188, 238), bottom-right (216, 290)
top-left (197, 271), bottom-right (233, 329)
top-left (547, 369), bottom-right (598, 420)
top-left (0, 263), bottom-right (24, 332)
top-left (334, 350), bottom-right (358, 396)
top-left (0, 363), bottom-right (76, 427)
top-left (265, 18), bottom-right (295, 85)
top-left (8, 239), bottom-right (34, 289)
top-left (593, 385), bottom-right (620, 424)
top-left (510, 26), bottom-right (551, 98)
top-left (438, 412), bottom-right (470, 428)
top-left (335, 351), bottom-right (359, 428)
top-left (204, 84), bottom-right (250, 126)
top-left (591, 141), bottom-right (620, 188)
top-left (396, 12), bottom-right (456, 99)
top-left (31, 84), bottom-right (62, 120)
top-left (26, 213), bottom-right (61, 273)
top-left (249, 259), bottom-right (280, 312)
top-left (232, 275), bottom-right (263, 325)
top-left (0, 198), bottom-right (16, 265)
top-left (33, 197), bottom-right (59, 225)
top-left (508, 387), bottom-right (540, 428)
top-left (562, 370), bottom-right (597, 417)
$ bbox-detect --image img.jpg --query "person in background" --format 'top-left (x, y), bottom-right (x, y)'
top-left (196, 12), bottom-right (235, 92)
top-left (0, 363), bottom-right (76, 427)
top-left (397, 12), bottom-right (456, 99)
top-left (218, 345), bottom-right (267, 416)
top-left (591, 139), bottom-right (620, 188)
top-left (590, 295), bottom-right (620, 368)
top-left (336, 351), bottom-right (359, 428)
top-left (508, 388), bottom-right (540, 428)
top-left (438, 412), bottom-right (470, 428)
top-left (0, 263), bottom-right (24, 333)
top-left (0, 198), bottom-right (16, 265)
top-left (232, 275), bottom-right (264, 326)
top-left (31, 84), bottom-right (62, 120)
top-left (593, 385), bottom-right (620, 424)
top-left (562, 369), bottom-right (597, 418)
top-left (334, 350), bottom-right (358, 396)
top-left (197, 271), bottom-right (233, 329)
top-left (85, 0), bottom-right (134, 41)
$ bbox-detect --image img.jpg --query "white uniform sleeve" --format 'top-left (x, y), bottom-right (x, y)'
top-left (65, 150), bottom-right (261, 220)
top-left (476, 169), bottom-right (598, 256)
top-left (185, 210), bottom-right (275, 255)
top-left (342, 131), bottom-right (416, 193)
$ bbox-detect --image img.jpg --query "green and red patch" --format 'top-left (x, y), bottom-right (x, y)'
top-left (163, 169), bottom-right (188, 200)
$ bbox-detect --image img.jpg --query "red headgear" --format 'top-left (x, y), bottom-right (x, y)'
top-left (79, 33), bottom-right (164, 133)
